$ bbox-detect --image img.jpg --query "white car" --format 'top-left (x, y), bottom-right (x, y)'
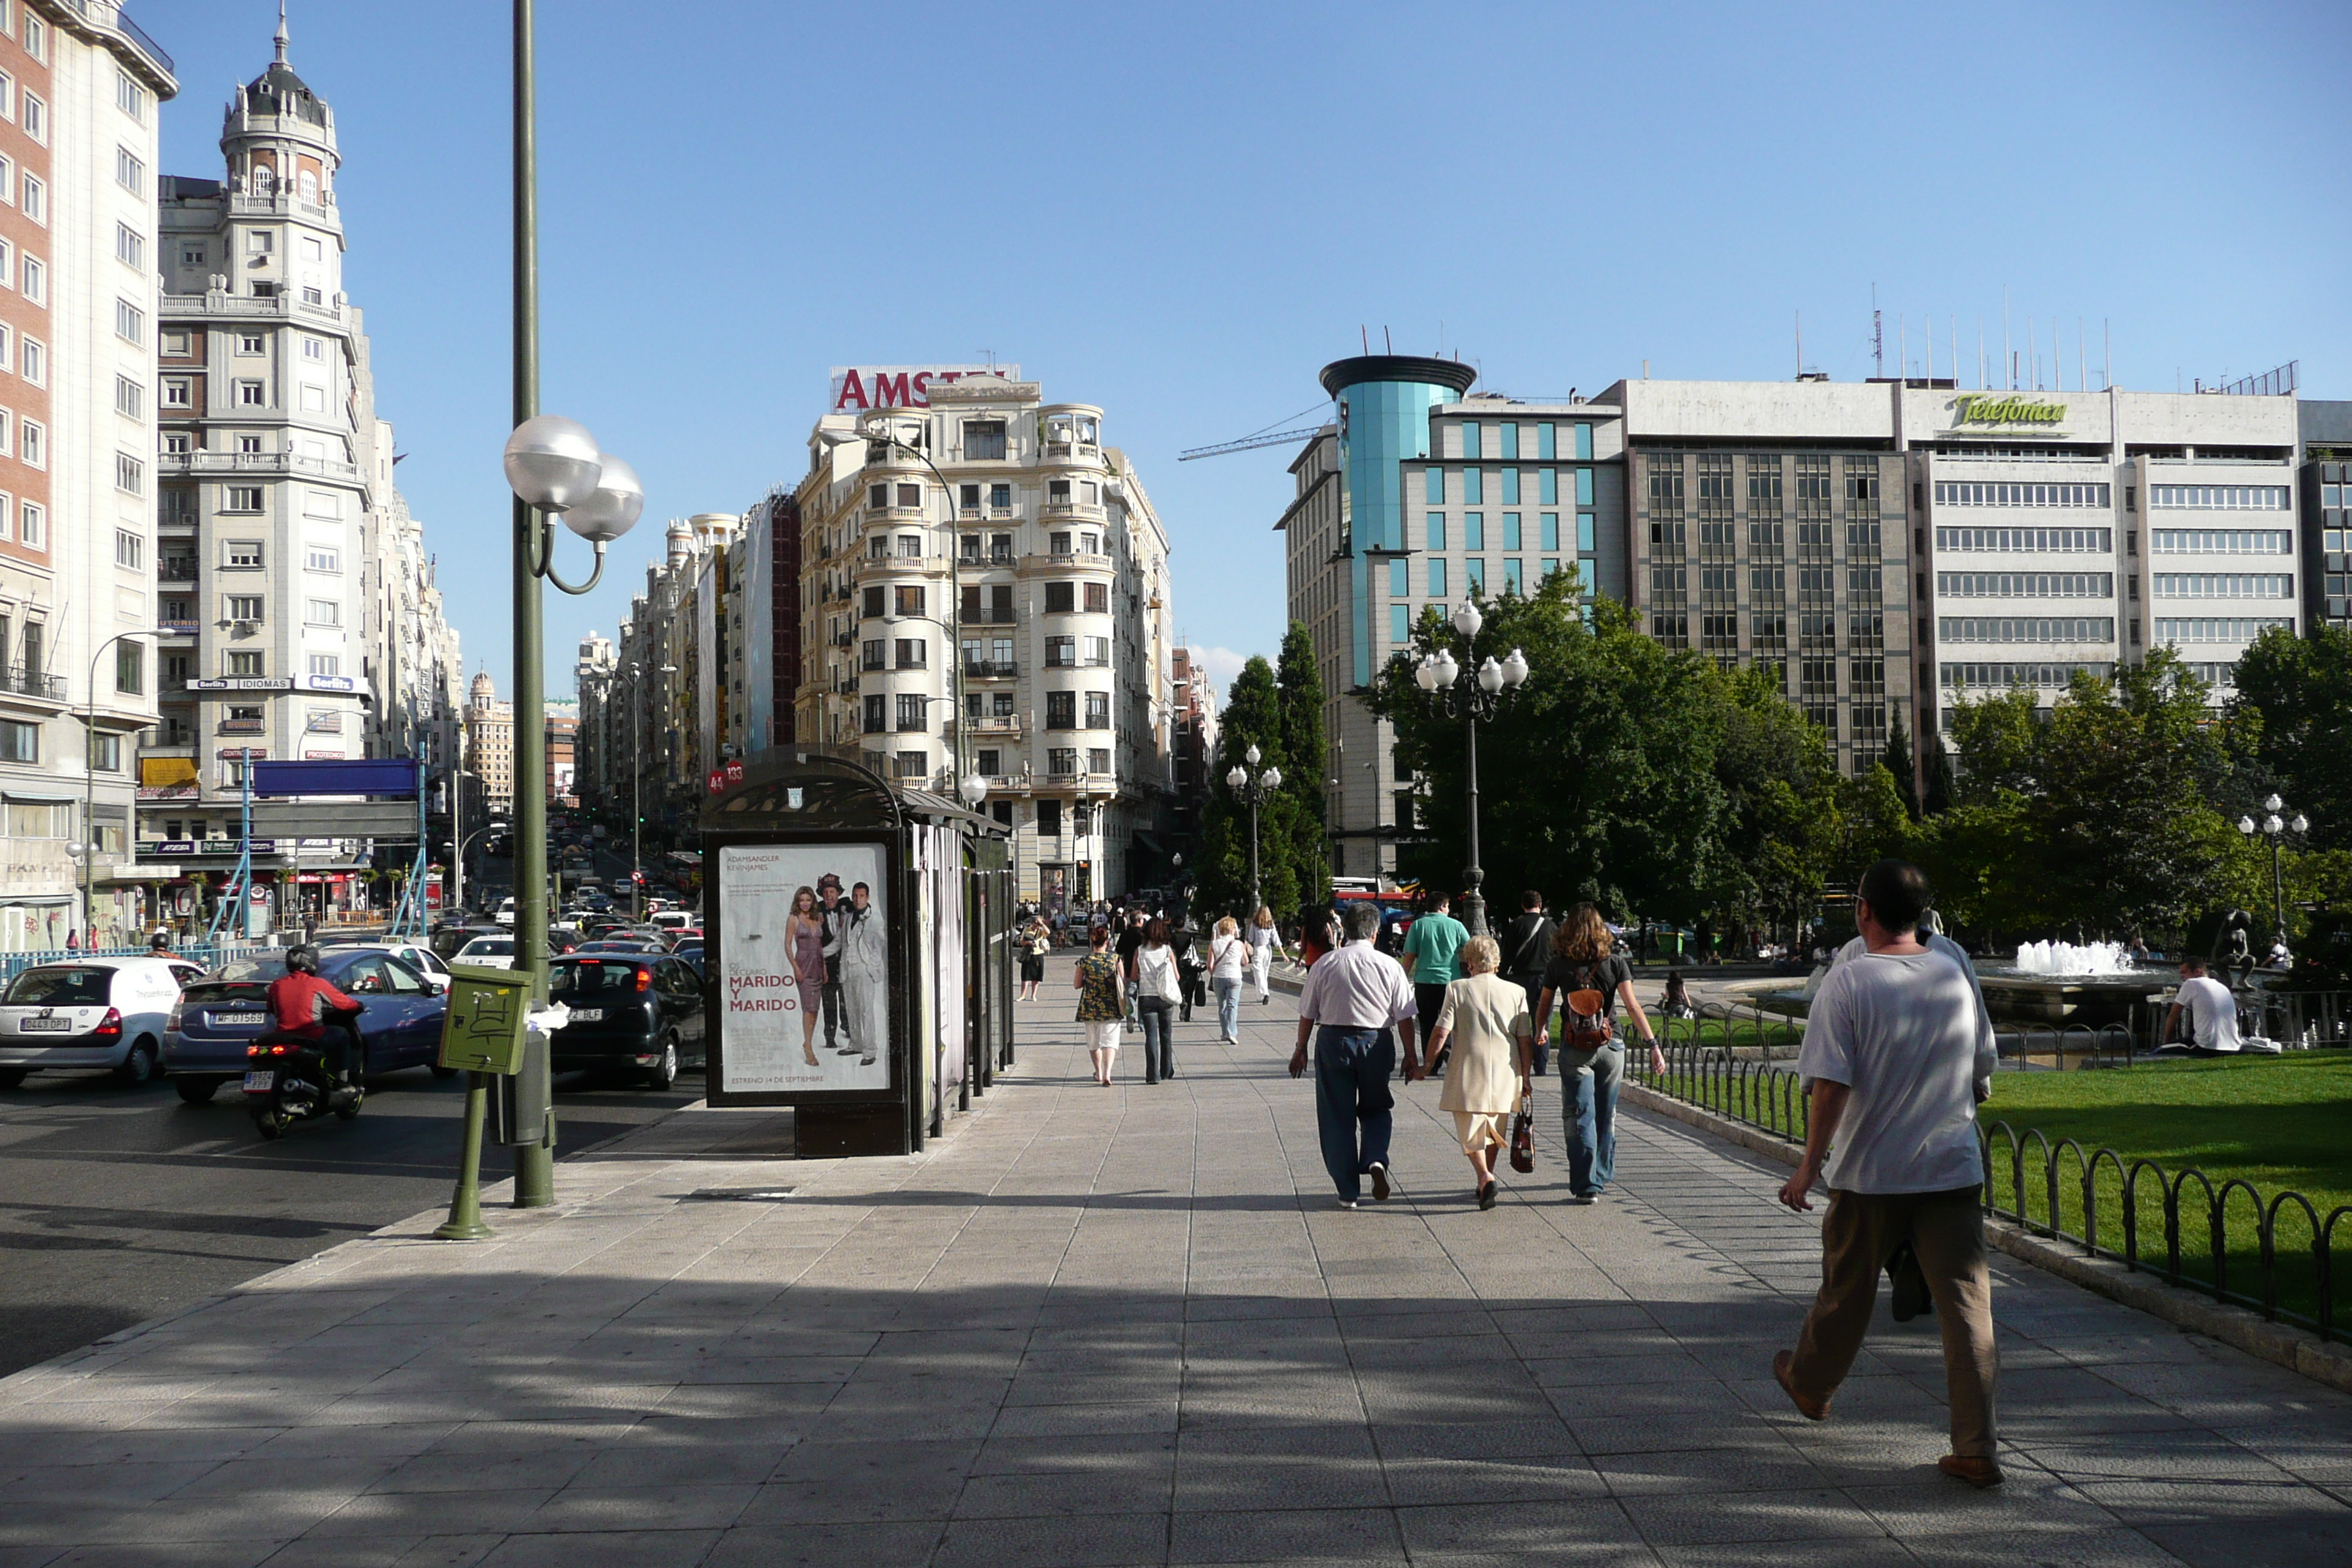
top-left (649, 910), bottom-right (694, 932)
top-left (495, 898), bottom-right (516, 928)
top-left (453, 935), bottom-right (519, 970)
top-left (325, 940), bottom-right (453, 982)
top-left (0, 957), bottom-right (200, 1088)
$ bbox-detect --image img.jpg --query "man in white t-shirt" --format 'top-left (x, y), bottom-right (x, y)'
top-left (2165, 958), bottom-right (2241, 1055)
top-left (1774, 859), bottom-right (2003, 1489)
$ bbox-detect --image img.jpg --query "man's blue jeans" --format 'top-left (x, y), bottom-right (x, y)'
top-left (1558, 1040), bottom-right (1624, 1197)
top-left (1314, 1026), bottom-right (1395, 1201)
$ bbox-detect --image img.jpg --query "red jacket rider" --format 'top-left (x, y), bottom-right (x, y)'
top-left (265, 947), bottom-right (359, 1040)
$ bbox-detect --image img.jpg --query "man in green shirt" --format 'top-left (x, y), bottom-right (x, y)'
top-left (1402, 894), bottom-right (1471, 1071)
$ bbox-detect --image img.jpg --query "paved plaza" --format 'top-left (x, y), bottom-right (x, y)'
top-left (1, 995), bottom-right (2348, 1567)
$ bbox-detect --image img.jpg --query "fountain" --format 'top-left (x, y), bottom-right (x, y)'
top-left (2012, 940), bottom-right (2136, 977)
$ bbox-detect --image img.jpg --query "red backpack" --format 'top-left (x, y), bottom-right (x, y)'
top-left (1560, 963), bottom-right (1615, 1052)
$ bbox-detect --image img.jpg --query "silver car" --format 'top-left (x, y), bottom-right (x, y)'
top-left (0, 957), bottom-right (202, 1088)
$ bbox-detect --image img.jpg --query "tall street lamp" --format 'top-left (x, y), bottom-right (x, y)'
top-left (2237, 793), bottom-right (2310, 950)
top-left (1226, 744), bottom-right (1282, 917)
top-left (1413, 600), bottom-right (1531, 938)
top-left (625, 660), bottom-right (676, 921)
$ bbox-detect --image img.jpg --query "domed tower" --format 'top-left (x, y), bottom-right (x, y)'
top-left (469, 671), bottom-right (496, 712)
top-left (215, 6), bottom-right (344, 311)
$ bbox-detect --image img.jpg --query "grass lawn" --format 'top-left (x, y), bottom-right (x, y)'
top-left (1643, 1050), bottom-right (2352, 1332)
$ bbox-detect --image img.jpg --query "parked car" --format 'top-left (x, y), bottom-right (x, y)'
top-left (0, 957), bottom-right (200, 1088)
top-left (164, 949), bottom-right (453, 1103)
top-left (453, 935), bottom-right (520, 970)
top-left (494, 898), bottom-right (517, 928)
top-left (671, 941), bottom-right (706, 981)
top-left (546, 953), bottom-right (706, 1088)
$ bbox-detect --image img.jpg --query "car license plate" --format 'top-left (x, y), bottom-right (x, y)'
top-left (18, 1017), bottom-right (71, 1033)
top-left (569, 1009), bottom-right (603, 1022)
top-left (216, 1011), bottom-right (266, 1026)
top-left (242, 1071), bottom-right (275, 1092)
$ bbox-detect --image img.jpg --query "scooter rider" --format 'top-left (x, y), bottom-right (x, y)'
top-left (261, 946), bottom-right (363, 1090)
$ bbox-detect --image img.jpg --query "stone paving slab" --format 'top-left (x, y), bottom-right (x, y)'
top-left (1, 995), bottom-right (2350, 1566)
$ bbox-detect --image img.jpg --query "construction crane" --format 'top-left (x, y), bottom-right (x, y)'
top-left (1178, 399), bottom-right (1332, 461)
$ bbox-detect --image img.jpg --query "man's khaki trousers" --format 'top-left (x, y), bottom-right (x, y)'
top-left (1787, 1186), bottom-right (1998, 1458)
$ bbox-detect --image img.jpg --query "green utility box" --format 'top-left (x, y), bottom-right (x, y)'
top-left (438, 964), bottom-right (534, 1075)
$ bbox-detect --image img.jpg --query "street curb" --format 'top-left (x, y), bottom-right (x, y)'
top-left (1618, 1081), bottom-right (2352, 1398)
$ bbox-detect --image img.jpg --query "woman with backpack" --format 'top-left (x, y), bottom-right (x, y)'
top-left (1534, 903), bottom-right (1664, 1205)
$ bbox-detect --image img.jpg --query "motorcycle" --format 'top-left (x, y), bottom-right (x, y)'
top-left (243, 1006), bottom-right (366, 1139)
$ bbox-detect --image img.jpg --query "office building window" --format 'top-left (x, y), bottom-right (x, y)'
top-left (1045, 581), bottom-right (1075, 613)
top-left (2152, 573), bottom-right (2294, 599)
top-left (1047, 691), bottom-right (1077, 729)
top-left (309, 655), bottom-right (339, 677)
top-left (1461, 421), bottom-right (1481, 461)
top-left (1504, 559), bottom-right (1523, 594)
top-left (1463, 512), bottom-right (1484, 551)
top-left (893, 585), bottom-right (924, 616)
top-left (115, 453), bottom-right (143, 494)
top-left (114, 375), bottom-right (143, 418)
top-left (1084, 691), bottom-right (1110, 728)
top-left (1046, 636), bottom-right (1076, 667)
top-left (18, 500), bottom-right (41, 546)
top-left (1538, 423), bottom-right (1557, 461)
top-left (225, 595), bottom-right (265, 622)
top-left (225, 486), bottom-right (263, 513)
top-left (1427, 558), bottom-right (1447, 600)
top-left (1934, 480), bottom-right (2114, 509)
top-left (1501, 470), bottom-right (1520, 505)
top-left (1466, 559), bottom-right (1485, 593)
top-left (1425, 512), bottom-right (1447, 550)
top-left (306, 546), bottom-right (339, 573)
top-left (227, 652), bottom-right (264, 676)
top-left (1937, 617), bottom-right (2117, 644)
top-left (1390, 604), bottom-right (1409, 644)
top-left (1577, 468), bottom-right (1594, 506)
top-left (2151, 529), bottom-right (2292, 555)
top-left (894, 693), bottom-right (927, 731)
top-left (1463, 467), bottom-right (1482, 505)
top-left (115, 642), bottom-right (142, 695)
top-left (19, 337), bottom-right (41, 383)
top-left (114, 299), bottom-right (143, 345)
top-left (0, 719), bottom-right (35, 763)
top-left (894, 637), bottom-right (926, 667)
top-left (1084, 581), bottom-right (1109, 614)
top-left (1539, 469), bottom-right (1557, 505)
top-left (304, 598), bottom-right (341, 626)
top-left (1937, 572), bottom-right (2113, 598)
top-left (114, 527), bottom-right (142, 568)
top-left (988, 483), bottom-right (1011, 513)
top-left (1575, 423), bottom-right (1594, 461)
top-left (860, 638), bottom-right (885, 671)
top-left (1425, 469), bottom-right (1443, 503)
top-left (1387, 557), bottom-right (1407, 598)
top-left (115, 222), bottom-right (143, 269)
top-left (1539, 513), bottom-right (1559, 551)
top-left (862, 694), bottom-right (886, 734)
top-left (1499, 423), bottom-right (1519, 461)
top-left (1502, 513), bottom-right (1521, 551)
top-left (1083, 636), bottom-right (1110, 666)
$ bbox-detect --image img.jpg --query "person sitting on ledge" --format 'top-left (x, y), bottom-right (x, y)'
top-left (2163, 957), bottom-right (2241, 1056)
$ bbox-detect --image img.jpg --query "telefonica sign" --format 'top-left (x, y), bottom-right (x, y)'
top-left (1951, 394), bottom-right (2068, 426)
top-left (829, 365), bottom-right (1020, 412)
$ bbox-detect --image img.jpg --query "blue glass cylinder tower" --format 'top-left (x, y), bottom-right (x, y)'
top-left (1319, 356), bottom-right (1479, 687)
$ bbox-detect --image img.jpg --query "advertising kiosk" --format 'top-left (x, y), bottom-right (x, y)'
top-left (701, 752), bottom-right (1012, 1156)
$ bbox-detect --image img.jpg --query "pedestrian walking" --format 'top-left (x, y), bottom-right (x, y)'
top-left (1401, 894), bottom-right (1470, 1072)
top-left (1289, 900), bottom-right (1420, 1208)
top-left (1017, 918), bottom-right (1052, 1002)
top-left (1207, 916), bottom-right (1248, 1042)
top-left (1499, 890), bottom-right (1557, 1075)
top-left (1534, 903), bottom-right (1664, 1205)
top-left (1773, 859), bottom-right (2002, 1488)
top-left (1116, 909), bottom-right (1148, 1033)
top-left (1247, 906), bottom-right (1286, 1003)
top-left (1074, 925), bottom-right (1124, 1086)
top-left (1171, 920), bottom-right (1204, 1022)
top-left (1423, 935), bottom-right (1534, 1210)
top-left (1133, 919), bottom-right (1180, 1082)
top-left (1299, 903), bottom-right (1341, 969)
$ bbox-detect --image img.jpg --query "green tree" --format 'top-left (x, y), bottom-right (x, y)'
top-left (1708, 665), bottom-right (1842, 946)
top-left (1196, 657), bottom-right (1297, 920)
top-left (2228, 623), bottom-right (2352, 854)
top-left (1880, 707), bottom-right (1920, 821)
top-left (1275, 621), bottom-right (1331, 908)
top-left (1366, 581), bottom-right (1728, 925)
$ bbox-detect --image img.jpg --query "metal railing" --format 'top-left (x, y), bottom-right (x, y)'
top-left (1, 941), bottom-right (275, 986)
top-left (1632, 1004), bottom-right (2352, 1345)
top-left (1, 666), bottom-right (67, 700)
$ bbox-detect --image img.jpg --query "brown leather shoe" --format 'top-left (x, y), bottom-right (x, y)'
top-left (1938, 1455), bottom-right (2004, 1488)
top-left (1772, 1350), bottom-right (1829, 1420)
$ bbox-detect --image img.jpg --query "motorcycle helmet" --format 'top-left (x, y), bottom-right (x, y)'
top-left (287, 943), bottom-right (322, 975)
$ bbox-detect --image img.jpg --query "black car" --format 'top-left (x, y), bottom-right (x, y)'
top-left (548, 953), bottom-right (705, 1089)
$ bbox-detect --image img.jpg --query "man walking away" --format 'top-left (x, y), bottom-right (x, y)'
top-left (1774, 859), bottom-right (2002, 1488)
top-left (2164, 957), bottom-right (2241, 1055)
top-left (1500, 890), bottom-right (1556, 1076)
top-left (1401, 894), bottom-right (1469, 1072)
top-left (1290, 902), bottom-right (1420, 1209)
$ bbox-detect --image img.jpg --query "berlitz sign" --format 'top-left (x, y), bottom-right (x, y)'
top-left (829, 365), bottom-right (1020, 412)
top-left (1951, 394), bottom-right (2067, 426)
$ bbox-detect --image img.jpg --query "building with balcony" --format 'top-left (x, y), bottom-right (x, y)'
top-left (791, 371), bottom-right (1177, 906)
top-left (0, 3), bottom-right (176, 949)
top-left (135, 17), bottom-right (453, 906)
top-left (464, 670), bottom-right (512, 818)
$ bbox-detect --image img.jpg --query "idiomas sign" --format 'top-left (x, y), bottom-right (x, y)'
top-left (1951, 393), bottom-right (2068, 427)
top-left (829, 364), bottom-right (1021, 412)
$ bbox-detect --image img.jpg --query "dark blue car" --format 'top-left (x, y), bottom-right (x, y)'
top-left (162, 949), bottom-right (453, 1104)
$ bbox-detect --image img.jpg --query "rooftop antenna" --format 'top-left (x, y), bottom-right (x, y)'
top-left (274, 0), bottom-right (289, 63)
top-left (1382, 326), bottom-right (1392, 353)
top-left (1361, 325), bottom-right (1370, 355)
top-left (1872, 284), bottom-right (1883, 377)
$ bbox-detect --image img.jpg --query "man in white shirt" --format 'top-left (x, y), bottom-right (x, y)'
top-left (1774, 859), bottom-right (2003, 1489)
top-left (1290, 902), bottom-right (1420, 1208)
top-left (2165, 958), bottom-right (2242, 1055)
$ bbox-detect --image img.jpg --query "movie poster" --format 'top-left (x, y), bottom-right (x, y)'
top-left (717, 842), bottom-right (889, 1093)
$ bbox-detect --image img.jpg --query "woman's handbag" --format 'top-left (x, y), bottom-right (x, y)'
top-left (1509, 1090), bottom-right (1536, 1175)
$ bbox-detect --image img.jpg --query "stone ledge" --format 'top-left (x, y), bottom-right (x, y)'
top-left (1619, 1080), bottom-right (2352, 1398)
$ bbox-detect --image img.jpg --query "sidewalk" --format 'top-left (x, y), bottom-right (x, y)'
top-left (1, 997), bottom-right (2348, 1567)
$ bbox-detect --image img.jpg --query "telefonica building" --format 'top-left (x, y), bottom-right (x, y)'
top-left (1278, 358), bottom-right (2307, 883)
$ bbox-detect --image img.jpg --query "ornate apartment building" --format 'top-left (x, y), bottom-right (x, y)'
top-left (136, 20), bottom-right (454, 898)
top-left (791, 370), bottom-right (1177, 905)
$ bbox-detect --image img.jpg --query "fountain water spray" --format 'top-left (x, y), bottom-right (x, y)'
top-left (2013, 940), bottom-right (2136, 976)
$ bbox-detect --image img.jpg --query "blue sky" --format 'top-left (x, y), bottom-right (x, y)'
top-left (155, 1), bottom-right (2351, 701)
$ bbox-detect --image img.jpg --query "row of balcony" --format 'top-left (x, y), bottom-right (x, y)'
top-left (848, 549), bottom-right (1117, 578)
top-left (157, 451), bottom-right (362, 480)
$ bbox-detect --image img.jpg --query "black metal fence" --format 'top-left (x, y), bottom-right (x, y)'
top-left (1632, 1028), bottom-right (2352, 1344)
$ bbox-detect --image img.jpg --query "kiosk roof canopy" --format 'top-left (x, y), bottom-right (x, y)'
top-left (702, 752), bottom-right (1004, 837)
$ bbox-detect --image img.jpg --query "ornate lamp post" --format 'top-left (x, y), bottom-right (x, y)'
top-left (1225, 745), bottom-right (1282, 917)
top-left (2237, 794), bottom-right (2310, 952)
top-left (1412, 600), bottom-right (1531, 938)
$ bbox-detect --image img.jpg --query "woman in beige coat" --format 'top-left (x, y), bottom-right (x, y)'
top-left (1426, 935), bottom-right (1534, 1210)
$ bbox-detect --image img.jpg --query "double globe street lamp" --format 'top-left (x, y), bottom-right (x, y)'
top-left (1226, 745), bottom-right (1282, 917)
top-left (1412, 600), bottom-right (1531, 938)
top-left (2237, 794), bottom-right (2310, 951)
